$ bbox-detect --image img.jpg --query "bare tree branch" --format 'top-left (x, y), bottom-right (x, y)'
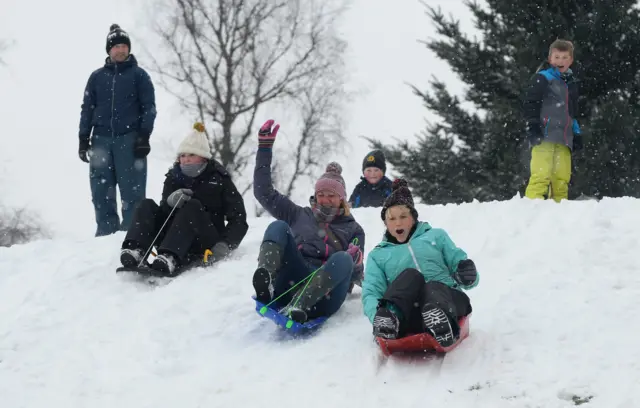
top-left (0, 39), bottom-right (14, 66)
top-left (145, 0), bottom-right (350, 197)
top-left (282, 54), bottom-right (349, 196)
top-left (0, 205), bottom-right (51, 247)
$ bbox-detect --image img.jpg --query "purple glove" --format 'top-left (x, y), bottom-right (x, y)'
top-left (347, 243), bottom-right (363, 265)
top-left (258, 119), bottom-right (280, 149)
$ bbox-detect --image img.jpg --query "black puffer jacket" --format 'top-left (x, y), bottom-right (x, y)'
top-left (160, 160), bottom-right (248, 249)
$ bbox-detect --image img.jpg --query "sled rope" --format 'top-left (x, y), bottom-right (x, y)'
top-left (139, 194), bottom-right (185, 267)
top-left (259, 266), bottom-right (322, 328)
top-left (288, 268), bottom-right (319, 309)
top-left (259, 237), bottom-right (359, 328)
top-left (259, 266), bottom-right (320, 311)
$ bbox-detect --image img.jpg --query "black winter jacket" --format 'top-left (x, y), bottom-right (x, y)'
top-left (160, 161), bottom-right (248, 249)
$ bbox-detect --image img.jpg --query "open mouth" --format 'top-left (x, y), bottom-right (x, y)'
top-left (395, 229), bottom-right (405, 235)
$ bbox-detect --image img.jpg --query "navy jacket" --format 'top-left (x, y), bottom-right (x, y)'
top-left (160, 161), bottom-right (249, 250)
top-left (349, 176), bottom-right (393, 208)
top-left (79, 54), bottom-right (157, 141)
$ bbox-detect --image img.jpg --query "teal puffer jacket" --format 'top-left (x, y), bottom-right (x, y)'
top-left (361, 221), bottom-right (479, 323)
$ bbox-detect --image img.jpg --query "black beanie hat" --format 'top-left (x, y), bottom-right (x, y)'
top-left (106, 24), bottom-right (131, 54)
top-left (381, 178), bottom-right (418, 220)
top-left (362, 150), bottom-right (386, 174)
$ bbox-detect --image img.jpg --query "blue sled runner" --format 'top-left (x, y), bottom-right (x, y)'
top-left (252, 296), bottom-right (327, 334)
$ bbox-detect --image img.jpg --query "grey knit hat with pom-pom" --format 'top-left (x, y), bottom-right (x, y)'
top-left (315, 162), bottom-right (347, 200)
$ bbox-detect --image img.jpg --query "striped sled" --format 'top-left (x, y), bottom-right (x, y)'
top-left (252, 296), bottom-right (327, 335)
top-left (376, 314), bottom-right (471, 356)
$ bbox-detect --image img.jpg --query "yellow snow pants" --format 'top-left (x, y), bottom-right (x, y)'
top-left (525, 141), bottom-right (572, 202)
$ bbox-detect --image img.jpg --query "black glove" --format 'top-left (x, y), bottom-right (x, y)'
top-left (134, 133), bottom-right (151, 158)
top-left (527, 131), bottom-right (543, 148)
top-left (525, 121), bottom-right (543, 147)
top-left (454, 259), bottom-right (477, 286)
top-left (573, 134), bottom-right (583, 152)
top-left (78, 137), bottom-right (90, 163)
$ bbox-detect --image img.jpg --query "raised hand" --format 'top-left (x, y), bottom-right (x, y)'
top-left (258, 119), bottom-right (280, 149)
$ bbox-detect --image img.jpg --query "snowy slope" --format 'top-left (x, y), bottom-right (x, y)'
top-left (1, 197), bottom-right (639, 408)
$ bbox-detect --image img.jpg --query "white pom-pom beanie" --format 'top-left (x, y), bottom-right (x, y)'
top-left (177, 122), bottom-right (212, 159)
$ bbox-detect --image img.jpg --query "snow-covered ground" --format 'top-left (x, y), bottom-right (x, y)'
top-left (1, 196), bottom-right (638, 408)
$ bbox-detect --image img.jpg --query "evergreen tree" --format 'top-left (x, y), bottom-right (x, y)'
top-left (372, 0), bottom-right (640, 202)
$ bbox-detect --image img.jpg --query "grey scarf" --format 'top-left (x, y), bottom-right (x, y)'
top-left (180, 163), bottom-right (207, 178)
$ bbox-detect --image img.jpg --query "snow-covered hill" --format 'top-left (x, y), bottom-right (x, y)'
top-left (1, 197), bottom-right (639, 408)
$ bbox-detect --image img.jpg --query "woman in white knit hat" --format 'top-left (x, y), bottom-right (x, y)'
top-left (119, 122), bottom-right (249, 276)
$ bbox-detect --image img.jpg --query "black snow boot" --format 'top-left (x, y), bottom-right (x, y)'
top-left (152, 252), bottom-right (179, 277)
top-left (372, 307), bottom-right (400, 339)
top-left (280, 268), bottom-right (335, 323)
top-left (252, 241), bottom-right (283, 303)
top-left (120, 248), bottom-right (143, 267)
top-left (421, 303), bottom-right (456, 347)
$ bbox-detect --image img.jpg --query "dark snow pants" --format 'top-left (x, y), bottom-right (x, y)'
top-left (122, 198), bottom-right (221, 264)
top-left (89, 132), bottom-right (147, 237)
top-left (381, 268), bottom-right (472, 337)
top-left (262, 220), bottom-right (353, 319)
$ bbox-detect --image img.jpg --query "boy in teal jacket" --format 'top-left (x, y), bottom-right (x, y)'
top-left (361, 179), bottom-right (479, 346)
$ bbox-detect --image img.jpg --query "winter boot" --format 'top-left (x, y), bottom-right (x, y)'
top-left (120, 248), bottom-right (143, 267)
top-left (280, 268), bottom-right (336, 323)
top-left (252, 241), bottom-right (283, 303)
top-left (421, 303), bottom-right (456, 347)
top-left (279, 303), bottom-right (307, 324)
top-left (372, 307), bottom-right (400, 339)
top-left (152, 253), bottom-right (179, 277)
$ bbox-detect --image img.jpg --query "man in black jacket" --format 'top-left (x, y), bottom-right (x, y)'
top-left (120, 123), bottom-right (249, 276)
top-left (78, 24), bottom-right (157, 236)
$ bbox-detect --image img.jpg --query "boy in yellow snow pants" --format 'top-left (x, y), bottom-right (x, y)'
top-left (525, 142), bottom-right (571, 202)
top-left (522, 39), bottom-right (583, 202)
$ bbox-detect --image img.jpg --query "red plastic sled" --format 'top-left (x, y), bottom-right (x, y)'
top-left (376, 314), bottom-right (471, 356)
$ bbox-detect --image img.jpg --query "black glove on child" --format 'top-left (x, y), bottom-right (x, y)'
top-left (527, 133), bottom-right (542, 147)
top-left (454, 259), bottom-right (477, 286)
top-left (573, 134), bottom-right (583, 152)
top-left (525, 120), bottom-right (543, 146)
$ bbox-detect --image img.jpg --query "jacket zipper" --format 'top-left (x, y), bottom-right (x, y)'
top-left (543, 116), bottom-right (549, 136)
top-left (407, 243), bottom-right (422, 273)
top-left (110, 63), bottom-right (117, 137)
top-left (563, 81), bottom-right (570, 144)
